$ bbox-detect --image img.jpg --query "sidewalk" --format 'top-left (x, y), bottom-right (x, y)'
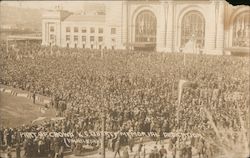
top-left (65, 139), bottom-right (200, 158)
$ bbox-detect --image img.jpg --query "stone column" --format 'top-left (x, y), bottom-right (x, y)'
top-left (56, 21), bottom-right (61, 46)
top-left (42, 21), bottom-right (46, 45)
top-left (204, 1), bottom-right (216, 53)
top-left (156, 2), bottom-right (166, 52)
top-left (215, 0), bottom-right (225, 54)
top-left (166, 0), bottom-right (174, 52)
top-left (122, 1), bottom-right (128, 49)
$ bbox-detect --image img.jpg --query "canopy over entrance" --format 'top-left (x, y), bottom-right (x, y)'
top-left (7, 34), bottom-right (42, 41)
top-left (126, 42), bottom-right (156, 51)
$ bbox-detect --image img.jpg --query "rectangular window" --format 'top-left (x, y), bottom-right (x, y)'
top-left (66, 27), bottom-right (70, 33)
top-left (83, 44), bottom-right (85, 48)
top-left (50, 26), bottom-right (54, 32)
top-left (66, 35), bottom-right (70, 41)
top-left (82, 36), bottom-right (86, 42)
top-left (82, 27), bottom-right (87, 33)
top-left (91, 44), bottom-right (93, 49)
top-left (111, 38), bottom-right (116, 42)
top-left (111, 28), bottom-right (116, 34)
top-left (74, 35), bottom-right (78, 41)
top-left (74, 27), bottom-right (78, 33)
top-left (98, 28), bottom-right (103, 33)
top-left (98, 36), bottom-right (103, 42)
top-left (50, 34), bottom-right (54, 40)
top-left (99, 45), bottom-right (102, 49)
top-left (90, 36), bottom-right (95, 42)
top-left (90, 27), bottom-right (95, 33)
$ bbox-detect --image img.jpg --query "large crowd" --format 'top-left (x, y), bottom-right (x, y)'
top-left (0, 41), bottom-right (249, 158)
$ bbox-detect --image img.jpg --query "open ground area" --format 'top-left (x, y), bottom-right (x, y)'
top-left (0, 92), bottom-right (55, 127)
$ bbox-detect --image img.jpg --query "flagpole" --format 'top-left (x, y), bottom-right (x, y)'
top-left (6, 38), bottom-right (9, 54)
top-left (177, 80), bottom-right (184, 130)
top-left (50, 44), bottom-right (52, 55)
top-left (101, 81), bottom-right (106, 158)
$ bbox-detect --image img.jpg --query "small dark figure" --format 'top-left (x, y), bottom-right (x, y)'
top-left (16, 143), bottom-right (21, 158)
top-left (32, 92), bottom-right (36, 104)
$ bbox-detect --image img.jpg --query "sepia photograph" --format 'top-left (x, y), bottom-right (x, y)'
top-left (0, 0), bottom-right (249, 158)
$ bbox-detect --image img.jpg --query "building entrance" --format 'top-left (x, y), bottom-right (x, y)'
top-left (134, 10), bottom-right (157, 51)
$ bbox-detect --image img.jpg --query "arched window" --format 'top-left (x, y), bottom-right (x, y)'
top-left (232, 12), bottom-right (250, 47)
top-left (181, 11), bottom-right (205, 49)
top-left (135, 10), bottom-right (157, 43)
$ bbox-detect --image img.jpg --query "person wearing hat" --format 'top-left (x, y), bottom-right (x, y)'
top-left (114, 139), bottom-right (121, 158)
top-left (122, 146), bottom-right (129, 158)
top-left (159, 145), bottom-right (167, 158)
top-left (16, 143), bottom-right (21, 158)
top-left (128, 136), bottom-right (134, 152)
top-left (153, 146), bottom-right (160, 158)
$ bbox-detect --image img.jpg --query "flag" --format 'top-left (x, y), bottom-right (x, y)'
top-left (177, 80), bottom-right (197, 106)
top-left (32, 117), bottom-right (47, 124)
top-left (40, 107), bottom-right (46, 114)
top-left (178, 80), bottom-right (188, 106)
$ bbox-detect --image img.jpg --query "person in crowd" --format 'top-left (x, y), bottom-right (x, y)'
top-left (148, 149), bottom-right (155, 158)
top-left (122, 146), bottom-right (129, 158)
top-left (32, 91), bottom-right (36, 104)
top-left (159, 145), bottom-right (167, 158)
top-left (114, 139), bottom-right (121, 158)
top-left (171, 144), bottom-right (176, 158)
top-left (7, 145), bottom-right (12, 158)
top-left (0, 41), bottom-right (248, 158)
top-left (128, 136), bottom-right (135, 152)
top-left (16, 143), bottom-right (21, 158)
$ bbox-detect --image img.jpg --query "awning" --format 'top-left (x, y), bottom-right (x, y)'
top-left (125, 42), bottom-right (156, 47)
top-left (7, 34), bottom-right (42, 41)
top-left (225, 47), bottom-right (250, 56)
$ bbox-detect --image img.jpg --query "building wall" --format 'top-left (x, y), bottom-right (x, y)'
top-left (125, 1), bottom-right (162, 51)
top-left (126, 0), bottom-right (226, 54)
top-left (42, 10), bottom-right (71, 46)
top-left (105, 1), bottom-right (124, 49)
top-left (224, 4), bottom-right (250, 48)
top-left (41, 1), bottom-right (250, 54)
top-left (61, 21), bottom-right (105, 49)
top-left (174, 0), bottom-right (220, 54)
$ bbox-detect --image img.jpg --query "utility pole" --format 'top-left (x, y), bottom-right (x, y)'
top-left (101, 113), bottom-right (106, 158)
top-left (101, 84), bottom-right (106, 158)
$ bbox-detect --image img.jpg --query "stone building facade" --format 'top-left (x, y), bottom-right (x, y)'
top-left (42, 0), bottom-right (250, 55)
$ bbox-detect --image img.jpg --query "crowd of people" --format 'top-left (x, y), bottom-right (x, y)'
top-left (0, 41), bottom-right (249, 158)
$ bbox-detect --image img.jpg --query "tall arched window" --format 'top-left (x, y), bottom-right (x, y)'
top-left (232, 12), bottom-right (250, 47)
top-left (135, 10), bottom-right (157, 43)
top-left (181, 11), bottom-right (205, 49)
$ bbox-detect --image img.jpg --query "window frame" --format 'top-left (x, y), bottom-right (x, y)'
top-left (66, 27), bottom-right (71, 33)
top-left (111, 28), bottom-right (116, 34)
top-left (74, 27), bottom-right (79, 33)
top-left (90, 36), bottom-right (95, 42)
top-left (90, 27), bottom-right (95, 33)
top-left (74, 35), bottom-right (78, 42)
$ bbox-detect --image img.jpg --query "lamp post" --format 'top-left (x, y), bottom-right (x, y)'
top-left (100, 82), bottom-right (108, 158)
top-left (101, 112), bottom-right (106, 158)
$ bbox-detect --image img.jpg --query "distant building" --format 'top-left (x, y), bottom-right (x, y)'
top-left (1, 24), bottom-right (18, 30)
top-left (42, 0), bottom-right (250, 55)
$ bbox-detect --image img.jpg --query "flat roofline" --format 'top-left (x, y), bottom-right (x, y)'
top-left (7, 35), bottom-right (42, 41)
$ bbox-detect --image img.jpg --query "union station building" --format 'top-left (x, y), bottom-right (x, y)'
top-left (42, 0), bottom-right (250, 55)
